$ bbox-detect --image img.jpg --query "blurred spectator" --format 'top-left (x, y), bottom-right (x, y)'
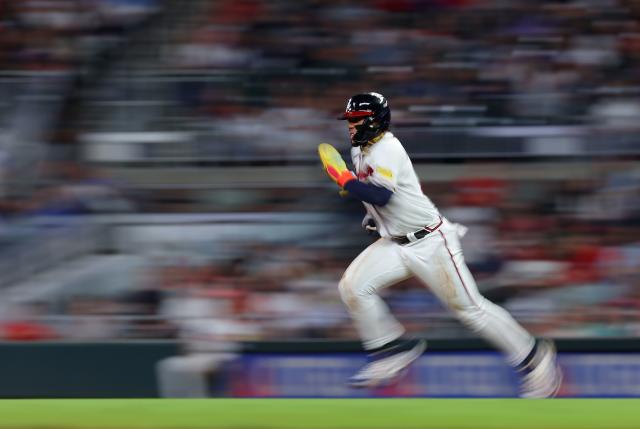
top-left (3, 0), bottom-right (640, 344)
top-left (0, 302), bottom-right (58, 341)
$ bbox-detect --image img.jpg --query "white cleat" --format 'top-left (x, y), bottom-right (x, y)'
top-left (348, 339), bottom-right (426, 388)
top-left (520, 339), bottom-right (562, 398)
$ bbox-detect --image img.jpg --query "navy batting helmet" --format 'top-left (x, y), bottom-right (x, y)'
top-left (338, 92), bottom-right (391, 147)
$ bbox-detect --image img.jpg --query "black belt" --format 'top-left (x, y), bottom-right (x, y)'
top-left (391, 217), bottom-right (443, 245)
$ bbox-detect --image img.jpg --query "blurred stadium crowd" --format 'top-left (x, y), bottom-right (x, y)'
top-left (0, 0), bottom-right (640, 345)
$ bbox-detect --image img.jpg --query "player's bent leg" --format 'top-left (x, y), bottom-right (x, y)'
top-left (449, 291), bottom-right (561, 398)
top-left (338, 238), bottom-right (410, 350)
top-left (339, 238), bottom-right (424, 387)
top-left (402, 224), bottom-right (561, 397)
top-left (438, 242), bottom-right (562, 398)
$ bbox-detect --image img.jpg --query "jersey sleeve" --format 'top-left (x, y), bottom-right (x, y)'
top-left (367, 144), bottom-right (402, 192)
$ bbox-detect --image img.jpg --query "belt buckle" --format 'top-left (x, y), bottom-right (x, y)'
top-left (405, 231), bottom-right (419, 243)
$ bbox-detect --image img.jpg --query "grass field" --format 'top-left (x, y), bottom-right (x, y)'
top-left (0, 399), bottom-right (639, 429)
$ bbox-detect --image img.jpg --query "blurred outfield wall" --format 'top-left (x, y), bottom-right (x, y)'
top-left (1, 340), bottom-right (639, 398)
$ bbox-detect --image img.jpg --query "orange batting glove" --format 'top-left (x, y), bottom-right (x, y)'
top-left (327, 165), bottom-right (356, 188)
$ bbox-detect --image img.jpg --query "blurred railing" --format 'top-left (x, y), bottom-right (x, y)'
top-left (10, 306), bottom-right (640, 342)
top-left (80, 123), bottom-right (640, 165)
top-left (73, 60), bottom-right (640, 163)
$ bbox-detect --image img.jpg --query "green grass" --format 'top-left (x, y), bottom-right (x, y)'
top-left (0, 399), bottom-right (638, 429)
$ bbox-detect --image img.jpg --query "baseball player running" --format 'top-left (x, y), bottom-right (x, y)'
top-left (319, 92), bottom-right (562, 397)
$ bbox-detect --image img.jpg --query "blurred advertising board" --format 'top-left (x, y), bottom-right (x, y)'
top-left (226, 353), bottom-right (640, 398)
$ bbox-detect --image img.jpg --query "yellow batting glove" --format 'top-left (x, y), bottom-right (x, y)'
top-left (318, 143), bottom-right (356, 188)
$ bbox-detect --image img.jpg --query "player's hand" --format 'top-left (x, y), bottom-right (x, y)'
top-left (326, 165), bottom-right (355, 188)
top-left (318, 143), bottom-right (356, 188)
top-left (362, 214), bottom-right (378, 235)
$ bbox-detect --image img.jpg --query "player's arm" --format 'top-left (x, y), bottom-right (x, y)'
top-left (352, 151), bottom-right (400, 207)
top-left (317, 143), bottom-right (392, 206)
top-left (322, 164), bottom-right (392, 206)
top-left (343, 180), bottom-right (392, 206)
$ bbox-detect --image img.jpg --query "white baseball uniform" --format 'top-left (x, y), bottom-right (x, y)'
top-left (339, 131), bottom-right (535, 366)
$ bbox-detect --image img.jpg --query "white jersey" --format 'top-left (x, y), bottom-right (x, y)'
top-left (351, 131), bottom-right (441, 237)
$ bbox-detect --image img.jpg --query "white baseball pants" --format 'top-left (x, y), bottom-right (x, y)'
top-left (339, 218), bottom-right (535, 366)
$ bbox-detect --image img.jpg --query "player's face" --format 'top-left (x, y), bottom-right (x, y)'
top-left (347, 118), bottom-right (364, 140)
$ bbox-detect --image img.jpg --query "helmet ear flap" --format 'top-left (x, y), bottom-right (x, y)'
top-left (352, 116), bottom-right (381, 146)
top-left (361, 116), bottom-right (374, 131)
